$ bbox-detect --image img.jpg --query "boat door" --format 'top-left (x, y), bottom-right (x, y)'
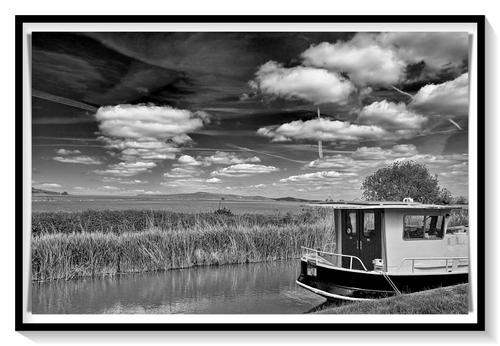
top-left (341, 210), bottom-right (382, 271)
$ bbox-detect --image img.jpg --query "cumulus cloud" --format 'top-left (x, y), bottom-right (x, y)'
top-left (257, 100), bottom-right (431, 144)
top-left (206, 177), bottom-right (221, 184)
top-left (358, 100), bottom-right (427, 130)
top-left (53, 155), bottom-right (103, 165)
top-left (95, 104), bottom-right (208, 139)
top-left (176, 155), bottom-right (205, 167)
top-left (250, 61), bottom-right (356, 105)
top-left (211, 164), bottom-right (279, 177)
top-left (99, 137), bottom-right (179, 162)
top-left (94, 104), bottom-right (209, 176)
top-left (377, 32), bottom-right (469, 74)
top-left (55, 149), bottom-right (81, 156)
top-left (257, 118), bottom-right (386, 143)
top-left (202, 151), bottom-right (261, 165)
top-left (53, 148), bottom-right (103, 165)
top-left (410, 73), bottom-right (469, 118)
top-left (301, 37), bottom-right (406, 86)
top-left (279, 171), bottom-right (356, 183)
top-left (306, 144), bottom-right (418, 170)
top-left (351, 144), bottom-right (418, 160)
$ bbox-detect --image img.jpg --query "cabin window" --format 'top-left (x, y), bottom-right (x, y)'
top-left (403, 215), bottom-right (445, 240)
top-left (363, 212), bottom-right (375, 238)
top-left (345, 212), bottom-right (357, 236)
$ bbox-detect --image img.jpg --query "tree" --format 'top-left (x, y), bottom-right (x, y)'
top-left (361, 160), bottom-right (448, 204)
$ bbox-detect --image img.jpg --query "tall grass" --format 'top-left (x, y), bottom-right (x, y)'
top-left (32, 208), bottom-right (335, 281)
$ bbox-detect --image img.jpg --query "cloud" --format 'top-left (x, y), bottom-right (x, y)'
top-left (176, 155), bottom-right (205, 167)
top-left (351, 144), bottom-right (418, 161)
top-left (377, 32), bottom-right (469, 74)
top-left (301, 37), bottom-right (406, 86)
top-left (410, 73), bottom-right (469, 118)
top-left (257, 101), bottom-right (430, 144)
top-left (279, 171), bottom-right (356, 183)
top-left (102, 177), bottom-right (148, 185)
top-left (95, 104), bottom-right (209, 139)
top-left (94, 161), bottom-right (156, 177)
top-left (202, 151), bottom-right (261, 165)
top-left (250, 61), bottom-right (356, 105)
top-left (53, 155), bottom-right (103, 165)
top-left (100, 185), bottom-right (120, 191)
top-left (211, 163), bottom-right (279, 177)
top-left (94, 104), bottom-right (209, 176)
top-left (306, 144), bottom-right (418, 170)
top-left (206, 177), bottom-right (221, 184)
top-left (99, 137), bottom-right (179, 162)
top-left (358, 100), bottom-right (427, 130)
top-left (164, 167), bottom-right (201, 178)
top-left (55, 149), bottom-right (81, 156)
top-left (257, 118), bottom-right (386, 143)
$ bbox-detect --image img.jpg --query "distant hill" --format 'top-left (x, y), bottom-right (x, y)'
top-left (136, 191), bottom-right (318, 202)
top-left (32, 187), bottom-right (67, 196)
top-left (137, 191), bottom-right (272, 201)
top-left (274, 196), bottom-right (319, 203)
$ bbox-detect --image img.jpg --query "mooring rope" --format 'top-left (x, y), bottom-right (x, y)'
top-left (381, 271), bottom-right (402, 295)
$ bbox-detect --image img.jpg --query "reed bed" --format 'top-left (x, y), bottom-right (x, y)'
top-left (32, 208), bottom-right (335, 281)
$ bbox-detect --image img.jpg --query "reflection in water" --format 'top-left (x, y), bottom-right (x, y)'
top-left (32, 261), bottom-right (326, 314)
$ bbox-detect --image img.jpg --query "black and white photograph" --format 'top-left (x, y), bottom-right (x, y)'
top-left (16, 17), bottom-right (484, 329)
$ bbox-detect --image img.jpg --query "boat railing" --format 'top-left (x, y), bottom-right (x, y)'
top-left (397, 256), bottom-right (469, 273)
top-left (300, 246), bottom-right (368, 272)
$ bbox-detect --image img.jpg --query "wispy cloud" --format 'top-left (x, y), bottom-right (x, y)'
top-left (53, 155), bottom-right (103, 165)
top-left (211, 164), bottom-right (279, 177)
top-left (280, 171), bottom-right (356, 183)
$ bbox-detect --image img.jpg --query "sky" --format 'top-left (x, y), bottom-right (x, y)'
top-left (31, 32), bottom-right (470, 200)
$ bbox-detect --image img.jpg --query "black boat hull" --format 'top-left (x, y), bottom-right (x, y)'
top-left (297, 259), bottom-right (468, 300)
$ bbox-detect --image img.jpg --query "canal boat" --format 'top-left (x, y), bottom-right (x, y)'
top-left (296, 201), bottom-right (469, 301)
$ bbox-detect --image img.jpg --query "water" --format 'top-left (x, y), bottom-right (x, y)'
top-left (31, 261), bottom-right (326, 314)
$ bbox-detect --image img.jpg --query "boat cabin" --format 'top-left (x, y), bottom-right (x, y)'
top-left (297, 201), bottom-right (468, 300)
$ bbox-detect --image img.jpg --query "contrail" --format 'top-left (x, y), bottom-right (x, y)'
top-left (226, 144), bottom-right (309, 164)
top-left (391, 85), bottom-right (414, 99)
top-left (390, 86), bottom-right (464, 132)
top-left (32, 90), bottom-right (98, 112)
top-left (447, 119), bottom-right (463, 130)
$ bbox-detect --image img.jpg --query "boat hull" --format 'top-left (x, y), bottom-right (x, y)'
top-left (297, 259), bottom-right (468, 301)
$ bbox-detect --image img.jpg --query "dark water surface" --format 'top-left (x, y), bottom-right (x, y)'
top-left (32, 261), bottom-right (326, 314)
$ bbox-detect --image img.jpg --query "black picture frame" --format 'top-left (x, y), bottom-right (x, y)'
top-left (15, 15), bottom-right (485, 331)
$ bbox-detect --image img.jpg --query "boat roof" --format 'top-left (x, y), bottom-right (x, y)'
top-left (305, 201), bottom-right (464, 210)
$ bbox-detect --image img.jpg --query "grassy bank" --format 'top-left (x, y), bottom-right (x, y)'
top-left (314, 284), bottom-right (468, 314)
top-left (32, 208), bottom-right (335, 281)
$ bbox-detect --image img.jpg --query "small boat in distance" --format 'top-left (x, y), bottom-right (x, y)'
top-left (296, 201), bottom-right (469, 301)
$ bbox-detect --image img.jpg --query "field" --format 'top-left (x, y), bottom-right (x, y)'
top-left (31, 207), bottom-right (335, 281)
top-left (313, 284), bottom-right (469, 314)
top-left (32, 195), bottom-right (306, 214)
top-left (31, 197), bottom-right (468, 282)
